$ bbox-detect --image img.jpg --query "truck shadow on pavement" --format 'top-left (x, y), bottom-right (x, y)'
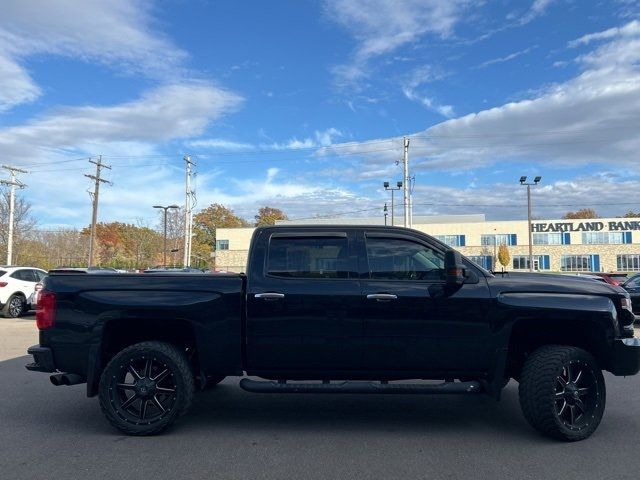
top-left (182, 378), bottom-right (531, 438)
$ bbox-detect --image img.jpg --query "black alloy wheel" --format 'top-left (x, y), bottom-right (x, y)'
top-left (553, 361), bottom-right (600, 431)
top-left (519, 345), bottom-right (606, 441)
top-left (99, 341), bottom-right (195, 436)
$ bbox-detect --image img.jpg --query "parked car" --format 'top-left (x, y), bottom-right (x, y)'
top-left (0, 266), bottom-right (47, 317)
top-left (593, 272), bottom-right (627, 286)
top-left (26, 225), bottom-right (639, 441)
top-left (621, 274), bottom-right (640, 316)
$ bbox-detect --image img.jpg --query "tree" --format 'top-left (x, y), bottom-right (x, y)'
top-left (622, 211), bottom-right (640, 218)
top-left (254, 206), bottom-right (288, 226)
top-left (189, 204), bottom-right (249, 267)
top-left (497, 244), bottom-right (511, 271)
top-left (563, 208), bottom-right (599, 219)
top-left (0, 191), bottom-right (37, 263)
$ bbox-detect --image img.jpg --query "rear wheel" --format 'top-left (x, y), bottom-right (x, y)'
top-left (3, 294), bottom-right (25, 318)
top-left (519, 345), bottom-right (605, 441)
top-left (99, 341), bottom-right (195, 436)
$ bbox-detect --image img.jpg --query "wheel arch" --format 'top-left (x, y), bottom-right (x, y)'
top-left (505, 316), bottom-right (611, 381)
top-left (87, 317), bottom-right (201, 397)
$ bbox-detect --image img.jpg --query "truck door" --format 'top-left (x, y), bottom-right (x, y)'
top-left (246, 230), bottom-right (362, 373)
top-left (359, 231), bottom-right (493, 374)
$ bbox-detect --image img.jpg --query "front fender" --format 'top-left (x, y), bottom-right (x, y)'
top-left (497, 292), bottom-right (620, 337)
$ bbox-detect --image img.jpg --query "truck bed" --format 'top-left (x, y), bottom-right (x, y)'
top-left (39, 273), bottom-right (246, 382)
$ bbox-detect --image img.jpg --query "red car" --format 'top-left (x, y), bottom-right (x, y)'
top-left (593, 273), bottom-right (628, 286)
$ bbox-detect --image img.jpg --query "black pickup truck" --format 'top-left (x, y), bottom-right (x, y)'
top-left (26, 225), bottom-right (640, 440)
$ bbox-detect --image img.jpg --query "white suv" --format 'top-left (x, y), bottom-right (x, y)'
top-left (0, 267), bottom-right (47, 318)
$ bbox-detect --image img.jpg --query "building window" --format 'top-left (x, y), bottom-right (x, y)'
top-left (469, 255), bottom-right (493, 270)
top-left (533, 233), bottom-right (570, 245)
top-left (215, 239), bottom-right (229, 250)
top-left (617, 254), bottom-right (640, 271)
top-left (561, 255), bottom-right (600, 272)
top-left (582, 232), bottom-right (631, 245)
top-left (513, 255), bottom-right (550, 270)
top-left (434, 235), bottom-right (465, 247)
top-left (481, 234), bottom-right (517, 246)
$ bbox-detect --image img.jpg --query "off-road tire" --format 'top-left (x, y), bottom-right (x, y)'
top-left (99, 341), bottom-right (195, 436)
top-left (519, 345), bottom-right (605, 441)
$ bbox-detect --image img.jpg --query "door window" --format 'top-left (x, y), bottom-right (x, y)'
top-left (366, 237), bottom-right (445, 281)
top-left (10, 270), bottom-right (33, 281)
top-left (267, 235), bottom-right (352, 279)
top-left (34, 270), bottom-right (47, 281)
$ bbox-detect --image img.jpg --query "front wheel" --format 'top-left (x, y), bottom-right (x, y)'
top-left (519, 345), bottom-right (605, 441)
top-left (99, 341), bottom-right (195, 436)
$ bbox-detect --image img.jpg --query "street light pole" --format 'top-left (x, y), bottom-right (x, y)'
top-left (383, 181), bottom-right (403, 226)
top-left (384, 203), bottom-right (388, 226)
top-left (153, 204), bottom-right (179, 268)
top-left (519, 176), bottom-right (542, 272)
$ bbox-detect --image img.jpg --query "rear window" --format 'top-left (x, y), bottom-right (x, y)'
top-left (266, 235), bottom-right (350, 279)
top-left (0, 270), bottom-right (6, 277)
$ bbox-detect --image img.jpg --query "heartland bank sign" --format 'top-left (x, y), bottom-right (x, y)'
top-left (531, 220), bottom-right (640, 233)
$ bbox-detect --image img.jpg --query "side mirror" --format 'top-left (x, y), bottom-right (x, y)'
top-left (445, 249), bottom-right (466, 287)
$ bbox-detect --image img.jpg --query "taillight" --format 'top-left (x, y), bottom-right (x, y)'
top-left (36, 291), bottom-right (56, 330)
top-left (0, 282), bottom-right (7, 287)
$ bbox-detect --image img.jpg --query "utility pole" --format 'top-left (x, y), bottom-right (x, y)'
top-left (1, 165), bottom-right (28, 265)
top-left (402, 137), bottom-right (410, 228)
top-left (183, 155), bottom-right (196, 267)
top-left (85, 156), bottom-right (112, 267)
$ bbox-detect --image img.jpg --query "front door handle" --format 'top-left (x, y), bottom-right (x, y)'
top-left (255, 292), bottom-right (285, 300)
top-left (366, 293), bottom-right (398, 302)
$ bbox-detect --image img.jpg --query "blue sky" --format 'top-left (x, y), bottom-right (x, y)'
top-left (1, 0), bottom-right (640, 229)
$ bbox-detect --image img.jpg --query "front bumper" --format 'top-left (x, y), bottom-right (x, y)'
top-left (25, 345), bottom-right (56, 373)
top-left (609, 338), bottom-right (640, 376)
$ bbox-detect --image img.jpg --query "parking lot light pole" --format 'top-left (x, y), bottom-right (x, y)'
top-left (153, 204), bottom-right (179, 267)
top-left (383, 181), bottom-right (402, 226)
top-left (519, 176), bottom-right (542, 272)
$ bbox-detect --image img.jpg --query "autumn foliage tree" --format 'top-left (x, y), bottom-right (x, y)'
top-left (497, 244), bottom-right (511, 271)
top-left (254, 206), bottom-right (288, 226)
top-left (190, 204), bottom-right (249, 267)
top-left (563, 208), bottom-right (599, 219)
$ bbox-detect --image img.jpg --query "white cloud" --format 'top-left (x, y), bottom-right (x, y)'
top-left (188, 128), bottom-right (343, 152)
top-left (475, 45), bottom-right (537, 69)
top-left (0, 53), bottom-right (41, 111)
top-left (0, 0), bottom-right (188, 111)
top-left (518, 0), bottom-right (556, 25)
top-left (402, 88), bottom-right (455, 117)
top-left (319, 19), bottom-right (640, 175)
top-left (0, 82), bottom-right (244, 159)
top-left (324, 0), bottom-right (468, 87)
top-left (569, 20), bottom-right (640, 47)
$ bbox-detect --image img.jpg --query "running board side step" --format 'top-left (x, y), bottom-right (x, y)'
top-left (239, 379), bottom-right (482, 395)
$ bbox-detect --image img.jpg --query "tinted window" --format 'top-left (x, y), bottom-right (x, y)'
top-left (10, 270), bottom-right (33, 281)
top-left (34, 270), bottom-right (47, 281)
top-left (366, 237), bottom-right (445, 281)
top-left (267, 236), bottom-right (350, 279)
top-left (0, 270), bottom-right (6, 277)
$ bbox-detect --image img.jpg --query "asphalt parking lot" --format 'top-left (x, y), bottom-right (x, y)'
top-left (2, 316), bottom-right (640, 480)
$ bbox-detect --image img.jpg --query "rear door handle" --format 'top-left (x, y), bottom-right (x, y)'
top-left (366, 293), bottom-right (398, 301)
top-left (255, 292), bottom-right (285, 300)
